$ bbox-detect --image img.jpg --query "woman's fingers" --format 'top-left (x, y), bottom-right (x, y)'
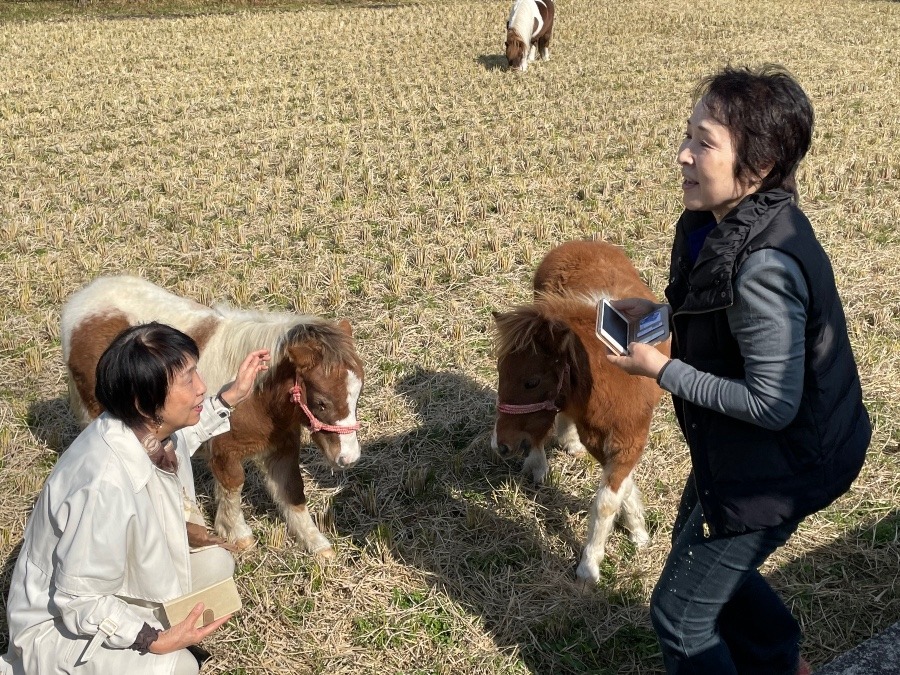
top-left (196, 613), bottom-right (232, 639)
top-left (606, 343), bottom-right (669, 379)
top-left (160, 603), bottom-right (231, 652)
top-left (220, 350), bottom-right (272, 407)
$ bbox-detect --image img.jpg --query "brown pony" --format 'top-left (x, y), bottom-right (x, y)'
top-left (60, 275), bottom-right (364, 559)
top-left (492, 240), bottom-right (669, 583)
top-left (505, 0), bottom-right (555, 72)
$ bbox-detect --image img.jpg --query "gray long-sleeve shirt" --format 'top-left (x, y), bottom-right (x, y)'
top-left (658, 249), bottom-right (809, 431)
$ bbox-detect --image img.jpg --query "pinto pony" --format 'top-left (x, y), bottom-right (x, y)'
top-left (60, 275), bottom-right (364, 559)
top-left (505, 0), bottom-right (554, 72)
top-left (492, 240), bottom-right (669, 583)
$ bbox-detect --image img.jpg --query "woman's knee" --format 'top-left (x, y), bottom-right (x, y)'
top-left (172, 648), bottom-right (200, 675)
top-left (649, 575), bottom-right (716, 654)
top-left (189, 546), bottom-right (235, 589)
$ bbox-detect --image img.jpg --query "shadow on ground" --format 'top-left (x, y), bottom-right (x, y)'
top-left (477, 54), bottom-right (509, 71)
top-left (330, 364), bottom-right (662, 674)
top-left (773, 508), bottom-right (900, 671)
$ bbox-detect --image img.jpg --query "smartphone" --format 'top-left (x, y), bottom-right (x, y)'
top-left (596, 299), bottom-right (631, 355)
top-left (595, 299), bottom-right (670, 355)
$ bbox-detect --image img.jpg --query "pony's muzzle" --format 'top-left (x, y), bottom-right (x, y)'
top-left (492, 437), bottom-right (531, 459)
top-left (334, 454), bottom-right (359, 469)
top-left (495, 442), bottom-right (512, 458)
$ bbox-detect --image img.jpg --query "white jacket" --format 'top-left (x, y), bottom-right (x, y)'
top-left (1, 400), bottom-right (231, 674)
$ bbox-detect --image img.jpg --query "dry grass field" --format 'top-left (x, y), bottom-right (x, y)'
top-left (1, 0), bottom-right (899, 672)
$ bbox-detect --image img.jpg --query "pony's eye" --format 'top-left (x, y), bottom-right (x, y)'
top-left (524, 376), bottom-right (541, 390)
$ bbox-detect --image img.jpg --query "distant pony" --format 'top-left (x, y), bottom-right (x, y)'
top-left (61, 275), bottom-right (364, 559)
top-left (492, 240), bottom-right (669, 583)
top-left (506, 0), bottom-right (555, 72)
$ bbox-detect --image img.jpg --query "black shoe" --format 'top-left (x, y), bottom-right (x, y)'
top-left (187, 644), bottom-right (212, 667)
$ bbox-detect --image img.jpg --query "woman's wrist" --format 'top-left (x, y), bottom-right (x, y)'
top-left (655, 358), bottom-right (673, 385)
top-left (130, 622), bottom-right (161, 655)
top-left (216, 392), bottom-right (237, 411)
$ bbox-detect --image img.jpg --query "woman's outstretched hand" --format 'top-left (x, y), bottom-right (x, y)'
top-left (217, 349), bottom-right (271, 408)
top-left (148, 603), bottom-right (231, 655)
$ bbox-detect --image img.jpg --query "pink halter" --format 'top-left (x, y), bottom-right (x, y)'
top-left (290, 378), bottom-right (360, 435)
top-left (497, 363), bottom-right (569, 415)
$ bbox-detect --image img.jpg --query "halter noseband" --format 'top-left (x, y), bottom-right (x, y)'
top-left (290, 377), bottom-right (361, 435)
top-left (497, 363), bottom-right (569, 415)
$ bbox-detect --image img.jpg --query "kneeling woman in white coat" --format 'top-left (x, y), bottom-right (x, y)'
top-left (1, 323), bottom-right (270, 674)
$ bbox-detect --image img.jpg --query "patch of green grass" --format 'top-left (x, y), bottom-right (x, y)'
top-left (531, 616), bottom-right (618, 674)
top-left (865, 515), bottom-right (899, 546)
top-left (351, 590), bottom-right (455, 650)
top-left (466, 543), bottom-right (539, 574)
top-left (602, 623), bottom-right (661, 663)
top-left (282, 597), bottom-right (315, 622)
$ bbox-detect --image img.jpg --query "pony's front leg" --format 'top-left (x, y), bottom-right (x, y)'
top-left (527, 43), bottom-right (537, 62)
top-left (556, 413), bottom-right (587, 457)
top-left (210, 450), bottom-right (255, 551)
top-left (576, 468), bottom-right (631, 584)
top-left (522, 445), bottom-right (549, 484)
top-left (263, 450), bottom-right (334, 559)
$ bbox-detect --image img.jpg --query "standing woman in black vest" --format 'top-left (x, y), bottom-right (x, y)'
top-left (607, 65), bottom-right (870, 674)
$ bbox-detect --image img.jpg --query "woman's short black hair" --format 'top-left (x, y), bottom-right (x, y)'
top-left (695, 64), bottom-right (814, 201)
top-left (95, 322), bottom-right (200, 428)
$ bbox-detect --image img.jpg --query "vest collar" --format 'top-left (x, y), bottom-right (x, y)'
top-left (676, 189), bottom-right (795, 313)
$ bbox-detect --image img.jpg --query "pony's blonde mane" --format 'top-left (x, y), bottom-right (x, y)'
top-left (199, 306), bottom-right (358, 390)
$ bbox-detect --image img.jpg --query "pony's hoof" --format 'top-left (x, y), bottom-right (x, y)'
top-left (313, 546), bottom-right (336, 560)
top-left (530, 465), bottom-right (549, 484)
top-left (563, 442), bottom-right (587, 458)
top-left (575, 559), bottom-right (601, 585)
top-left (523, 459), bottom-right (549, 484)
top-left (233, 536), bottom-right (257, 552)
top-left (630, 530), bottom-right (651, 549)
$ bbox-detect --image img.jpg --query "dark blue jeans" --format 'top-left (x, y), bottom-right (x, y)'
top-left (650, 477), bottom-right (803, 675)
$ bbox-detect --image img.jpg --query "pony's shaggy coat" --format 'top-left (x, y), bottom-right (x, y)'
top-left (492, 240), bottom-right (669, 583)
top-left (505, 0), bottom-right (555, 72)
top-left (61, 275), bottom-right (364, 558)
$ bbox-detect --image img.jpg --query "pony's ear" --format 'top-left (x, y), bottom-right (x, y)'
top-left (337, 319), bottom-right (353, 337)
top-left (286, 341), bottom-right (323, 373)
top-left (491, 310), bottom-right (506, 323)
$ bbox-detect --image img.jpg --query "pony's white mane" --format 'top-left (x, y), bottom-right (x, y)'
top-left (199, 305), bottom-right (320, 391)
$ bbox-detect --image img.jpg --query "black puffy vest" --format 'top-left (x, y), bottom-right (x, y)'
top-left (665, 190), bottom-right (870, 536)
